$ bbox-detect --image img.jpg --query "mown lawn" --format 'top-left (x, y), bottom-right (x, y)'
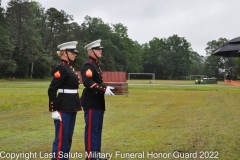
top-left (0, 80), bottom-right (239, 160)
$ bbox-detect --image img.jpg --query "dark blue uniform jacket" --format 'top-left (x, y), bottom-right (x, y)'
top-left (48, 59), bottom-right (81, 112)
top-left (81, 56), bottom-right (107, 111)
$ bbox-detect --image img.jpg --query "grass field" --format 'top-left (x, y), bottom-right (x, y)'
top-left (0, 80), bottom-right (240, 160)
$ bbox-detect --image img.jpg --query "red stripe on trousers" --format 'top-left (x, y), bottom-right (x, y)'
top-left (87, 109), bottom-right (92, 160)
top-left (57, 113), bottom-right (63, 160)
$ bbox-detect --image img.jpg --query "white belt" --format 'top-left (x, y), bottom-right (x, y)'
top-left (58, 89), bottom-right (78, 93)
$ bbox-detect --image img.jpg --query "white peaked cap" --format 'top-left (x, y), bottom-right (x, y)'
top-left (84, 39), bottom-right (103, 50)
top-left (58, 41), bottom-right (78, 50)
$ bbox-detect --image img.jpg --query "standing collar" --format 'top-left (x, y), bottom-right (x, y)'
top-left (60, 59), bottom-right (71, 65)
top-left (89, 56), bottom-right (98, 63)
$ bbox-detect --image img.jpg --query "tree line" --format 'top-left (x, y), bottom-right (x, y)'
top-left (1, 0), bottom-right (239, 80)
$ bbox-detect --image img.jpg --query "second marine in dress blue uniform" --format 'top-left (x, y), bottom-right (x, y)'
top-left (81, 56), bottom-right (106, 110)
top-left (81, 39), bottom-right (114, 160)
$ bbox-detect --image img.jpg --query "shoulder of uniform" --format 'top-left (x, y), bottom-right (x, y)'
top-left (86, 59), bottom-right (93, 64)
top-left (82, 62), bottom-right (93, 69)
top-left (54, 63), bottom-right (67, 72)
top-left (81, 63), bottom-right (94, 73)
top-left (84, 59), bottom-right (96, 67)
top-left (52, 64), bottom-right (66, 78)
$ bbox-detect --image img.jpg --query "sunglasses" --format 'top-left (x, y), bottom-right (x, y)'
top-left (67, 49), bottom-right (78, 54)
top-left (92, 47), bottom-right (102, 50)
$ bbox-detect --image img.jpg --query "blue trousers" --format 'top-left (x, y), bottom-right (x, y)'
top-left (52, 112), bottom-right (77, 160)
top-left (84, 109), bottom-right (104, 160)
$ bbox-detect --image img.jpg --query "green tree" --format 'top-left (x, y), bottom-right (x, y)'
top-left (112, 23), bottom-right (128, 38)
top-left (0, 0), bottom-right (16, 77)
top-left (164, 35), bottom-right (192, 79)
top-left (204, 38), bottom-right (235, 80)
top-left (0, 16), bottom-right (17, 78)
top-left (142, 37), bottom-right (165, 79)
top-left (0, 60), bottom-right (17, 78)
top-left (79, 16), bottom-right (130, 71)
top-left (0, 2), bottom-right (14, 55)
top-left (189, 51), bottom-right (205, 75)
top-left (6, 0), bottom-right (45, 78)
top-left (122, 38), bottom-right (142, 73)
top-left (44, 8), bottom-right (73, 61)
top-left (80, 16), bottom-right (112, 42)
top-left (112, 23), bottom-right (142, 73)
top-left (232, 58), bottom-right (240, 79)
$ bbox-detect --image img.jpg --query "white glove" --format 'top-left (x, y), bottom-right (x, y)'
top-left (105, 86), bottom-right (115, 96)
top-left (52, 111), bottom-right (62, 121)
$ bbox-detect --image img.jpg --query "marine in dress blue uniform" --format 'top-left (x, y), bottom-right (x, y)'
top-left (81, 39), bottom-right (114, 160)
top-left (48, 41), bottom-right (81, 160)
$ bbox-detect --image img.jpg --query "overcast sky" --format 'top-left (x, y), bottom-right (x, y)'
top-left (1, 0), bottom-right (240, 56)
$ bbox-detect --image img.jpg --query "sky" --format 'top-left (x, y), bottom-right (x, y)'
top-left (1, 0), bottom-right (240, 56)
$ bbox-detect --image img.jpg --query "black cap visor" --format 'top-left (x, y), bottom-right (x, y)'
top-left (92, 46), bottom-right (103, 50)
top-left (66, 48), bottom-right (79, 53)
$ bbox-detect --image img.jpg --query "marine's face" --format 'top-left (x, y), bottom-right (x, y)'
top-left (67, 51), bottom-right (77, 61)
top-left (93, 48), bottom-right (102, 58)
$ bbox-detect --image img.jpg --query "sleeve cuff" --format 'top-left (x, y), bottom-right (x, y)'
top-left (49, 101), bottom-right (57, 112)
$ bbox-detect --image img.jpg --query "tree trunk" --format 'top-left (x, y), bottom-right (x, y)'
top-left (30, 61), bottom-right (33, 79)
